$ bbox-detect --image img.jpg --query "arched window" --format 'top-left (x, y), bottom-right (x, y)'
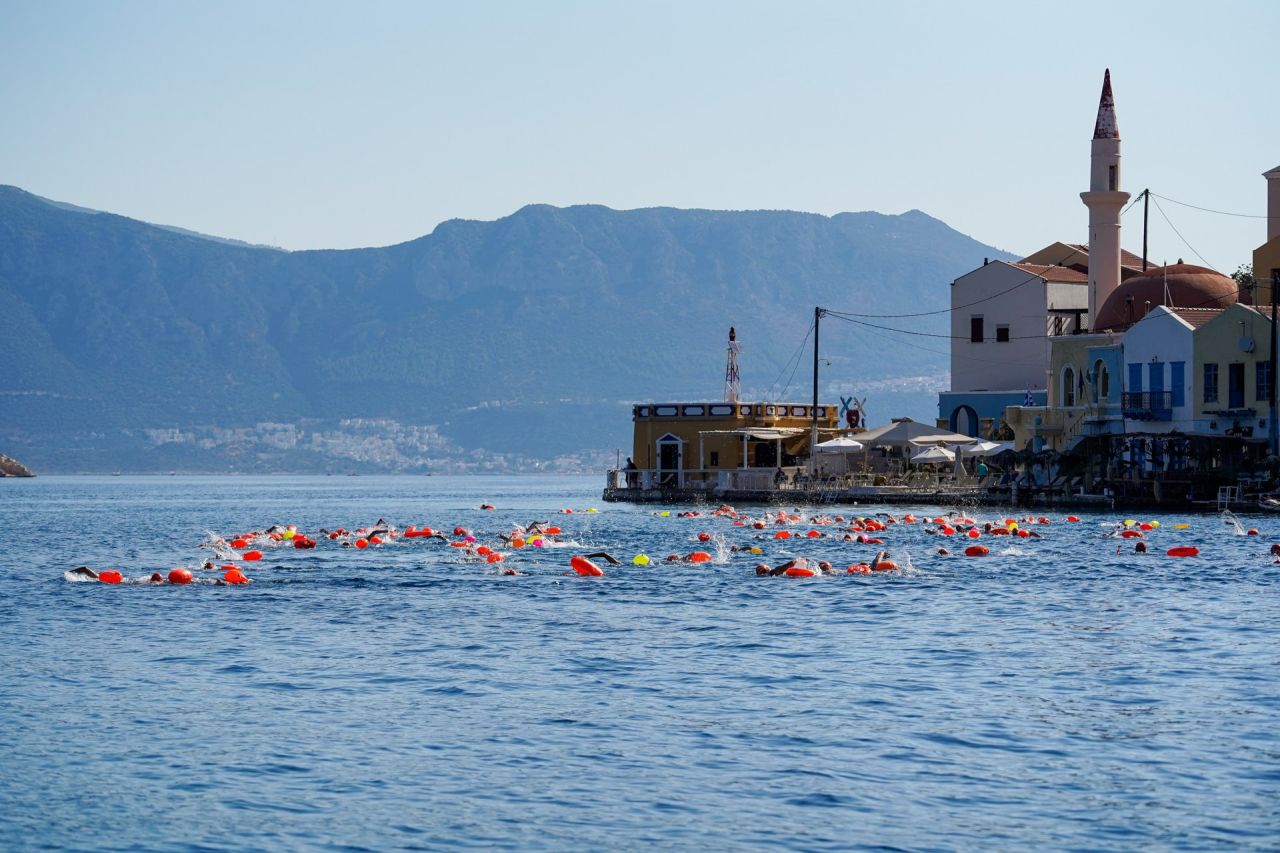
top-left (1063, 366), bottom-right (1076, 407)
top-left (1095, 359), bottom-right (1110, 401)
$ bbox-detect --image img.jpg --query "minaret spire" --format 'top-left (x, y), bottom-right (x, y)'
top-left (1093, 69), bottom-right (1119, 139)
top-left (1081, 69), bottom-right (1130, 329)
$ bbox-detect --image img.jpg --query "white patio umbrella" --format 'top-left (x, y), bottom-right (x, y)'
top-left (815, 436), bottom-right (865, 452)
top-left (911, 445), bottom-right (956, 464)
top-left (956, 440), bottom-right (1013, 457)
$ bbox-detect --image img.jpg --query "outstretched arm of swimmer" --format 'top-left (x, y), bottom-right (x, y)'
top-left (584, 551), bottom-right (621, 565)
top-left (69, 566), bottom-right (98, 579)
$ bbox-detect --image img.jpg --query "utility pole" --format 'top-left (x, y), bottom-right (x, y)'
top-left (811, 306), bottom-right (824, 473)
top-left (1142, 188), bottom-right (1149, 272)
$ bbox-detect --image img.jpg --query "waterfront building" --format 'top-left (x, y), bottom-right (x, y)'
top-left (1254, 165), bottom-right (1280, 303)
top-left (938, 71), bottom-right (1146, 437)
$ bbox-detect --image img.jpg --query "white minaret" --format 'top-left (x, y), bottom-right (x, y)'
top-left (1080, 69), bottom-right (1130, 329)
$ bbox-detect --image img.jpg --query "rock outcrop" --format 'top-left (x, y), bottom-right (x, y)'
top-left (0, 453), bottom-right (35, 477)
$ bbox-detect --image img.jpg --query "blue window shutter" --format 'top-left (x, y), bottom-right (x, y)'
top-left (1128, 363), bottom-right (1143, 393)
top-left (1171, 362), bottom-right (1185, 407)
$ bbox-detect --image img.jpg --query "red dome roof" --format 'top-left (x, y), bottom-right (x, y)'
top-left (1094, 263), bottom-right (1238, 331)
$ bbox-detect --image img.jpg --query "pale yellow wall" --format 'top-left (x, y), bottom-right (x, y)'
top-left (1192, 304), bottom-right (1273, 420)
top-left (1254, 235), bottom-right (1280, 306)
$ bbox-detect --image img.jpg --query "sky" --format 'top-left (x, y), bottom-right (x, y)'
top-left (2, 0), bottom-right (1276, 272)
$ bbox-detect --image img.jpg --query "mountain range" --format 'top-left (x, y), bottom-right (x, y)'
top-left (0, 185), bottom-right (1014, 472)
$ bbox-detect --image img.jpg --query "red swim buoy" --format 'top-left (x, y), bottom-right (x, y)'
top-left (967, 528), bottom-right (980, 539)
top-left (940, 526), bottom-right (955, 536)
top-left (168, 568), bottom-right (193, 585)
top-left (964, 545), bottom-right (989, 557)
top-left (224, 568), bottom-right (249, 584)
top-left (1120, 530), bottom-right (1143, 539)
top-left (486, 553), bottom-right (504, 563)
top-left (871, 560), bottom-right (898, 572)
top-left (1166, 546), bottom-right (1200, 557)
top-left (688, 551), bottom-right (712, 563)
top-left (1247, 528), bottom-right (1259, 536)
top-left (231, 538), bottom-right (249, 549)
top-left (1065, 516), bottom-right (1081, 522)
top-left (570, 556), bottom-right (604, 577)
top-left (369, 536), bottom-right (382, 545)
top-left (805, 530), bottom-right (822, 538)
top-left (697, 532), bottom-right (711, 542)
top-left (545, 526), bottom-right (562, 535)
top-left (242, 550), bottom-right (263, 561)
top-left (847, 564), bottom-right (871, 574)
top-left (293, 536), bottom-right (316, 549)
top-left (355, 538), bottom-right (369, 549)
top-left (1017, 529), bottom-right (1030, 538)
top-left (98, 570), bottom-right (123, 584)
top-left (784, 567), bottom-right (816, 577)
top-left (774, 530), bottom-right (791, 539)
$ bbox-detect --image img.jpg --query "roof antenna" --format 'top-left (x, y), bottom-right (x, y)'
top-left (724, 326), bottom-right (741, 403)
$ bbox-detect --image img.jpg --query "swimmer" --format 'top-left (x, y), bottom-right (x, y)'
top-left (869, 550), bottom-right (892, 571)
top-left (497, 567), bottom-right (526, 576)
top-left (582, 551), bottom-right (621, 565)
top-left (937, 548), bottom-right (949, 556)
top-left (1134, 541), bottom-right (1147, 553)
top-left (68, 566), bottom-right (98, 579)
top-left (1270, 543), bottom-right (1280, 557)
top-left (755, 563), bottom-right (771, 575)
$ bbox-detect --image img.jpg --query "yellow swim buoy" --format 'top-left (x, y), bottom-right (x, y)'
top-left (633, 554), bottom-right (650, 566)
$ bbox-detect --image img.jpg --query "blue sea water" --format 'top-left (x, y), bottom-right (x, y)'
top-left (1, 474), bottom-right (1277, 852)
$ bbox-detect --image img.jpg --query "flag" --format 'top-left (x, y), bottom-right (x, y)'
top-left (1023, 389), bottom-right (1035, 407)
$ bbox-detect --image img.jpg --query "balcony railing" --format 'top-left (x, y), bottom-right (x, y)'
top-left (1121, 391), bottom-right (1173, 420)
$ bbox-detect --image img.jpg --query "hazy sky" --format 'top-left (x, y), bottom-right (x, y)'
top-left (3, 0), bottom-right (1276, 272)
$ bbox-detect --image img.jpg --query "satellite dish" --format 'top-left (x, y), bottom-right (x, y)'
top-left (1239, 336), bottom-right (1256, 353)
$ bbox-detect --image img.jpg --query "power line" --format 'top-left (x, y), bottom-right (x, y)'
top-left (1150, 192), bottom-right (1277, 220)
top-left (1150, 196), bottom-right (1217, 271)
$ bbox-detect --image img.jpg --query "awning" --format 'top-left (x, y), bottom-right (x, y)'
top-left (698, 428), bottom-right (807, 441)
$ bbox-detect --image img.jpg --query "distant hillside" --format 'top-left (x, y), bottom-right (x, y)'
top-left (0, 186), bottom-right (1015, 471)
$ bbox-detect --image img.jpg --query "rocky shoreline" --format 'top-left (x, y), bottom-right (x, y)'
top-left (0, 453), bottom-right (35, 477)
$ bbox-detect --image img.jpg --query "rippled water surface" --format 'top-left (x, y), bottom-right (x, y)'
top-left (2, 475), bottom-right (1278, 851)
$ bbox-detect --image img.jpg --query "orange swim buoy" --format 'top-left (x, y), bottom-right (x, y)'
top-left (688, 551), bottom-right (712, 563)
top-left (476, 545), bottom-right (491, 556)
top-left (806, 530), bottom-right (821, 538)
top-left (242, 550), bottom-right (263, 561)
top-left (545, 526), bottom-right (562, 535)
top-left (98, 570), bottom-right (123, 584)
top-left (871, 560), bottom-right (898, 571)
top-left (1120, 530), bottom-right (1143, 539)
top-left (1065, 516), bottom-right (1081, 522)
top-left (224, 568), bottom-right (249, 584)
top-left (511, 538), bottom-right (525, 549)
top-left (355, 538), bottom-right (369, 549)
top-left (231, 538), bottom-right (249, 549)
top-left (168, 568), bottom-right (193, 585)
top-left (784, 567), bottom-right (816, 577)
top-left (1247, 528), bottom-right (1259, 536)
top-left (774, 530), bottom-right (791, 539)
top-left (486, 553), bottom-right (504, 563)
top-left (967, 528), bottom-right (980, 539)
top-left (964, 545), bottom-right (989, 557)
top-left (570, 556), bottom-right (604, 576)
top-left (940, 526), bottom-right (955, 536)
top-left (846, 564), bottom-right (871, 574)
top-left (1166, 546), bottom-right (1200, 557)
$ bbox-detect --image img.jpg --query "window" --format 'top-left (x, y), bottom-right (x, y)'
top-left (1229, 363), bottom-right (1245, 408)
top-left (1257, 362), bottom-right (1272, 402)
top-left (1094, 360), bottom-right (1110, 401)
top-left (1204, 363), bottom-right (1218, 403)
top-left (996, 325), bottom-right (1010, 342)
top-left (1128, 363), bottom-right (1143, 394)
top-left (1171, 361), bottom-right (1185, 407)
top-left (1052, 315), bottom-right (1065, 336)
top-left (1063, 366), bottom-right (1076, 407)
top-left (970, 316), bottom-right (984, 343)
top-left (1108, 164), bottom-right (1117, 191)
top-left (709, 451), bottom-right (720, 466)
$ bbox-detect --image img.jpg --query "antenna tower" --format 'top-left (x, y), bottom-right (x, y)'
top-left (724, 326), bottom-right (741, 403)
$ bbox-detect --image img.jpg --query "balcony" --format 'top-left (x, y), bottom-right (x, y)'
top-left (1121, 391), bottom-right (1173, 421)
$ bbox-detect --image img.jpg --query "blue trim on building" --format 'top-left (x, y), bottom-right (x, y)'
top-left (938, 390), bottom-right (1045, 435)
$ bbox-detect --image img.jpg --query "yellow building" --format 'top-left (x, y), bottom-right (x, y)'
top-left (1253, 165), bottom-right (1280, 305)
top-left (618, 400), bottom-right (839, 492)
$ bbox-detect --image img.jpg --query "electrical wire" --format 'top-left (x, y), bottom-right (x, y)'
top-left (1150, 192), bottom-right (1277, 220)
top-left (764, 321), bottom-right (813, 402)
top-left (1150, 196), bottom-right (1217, 271)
